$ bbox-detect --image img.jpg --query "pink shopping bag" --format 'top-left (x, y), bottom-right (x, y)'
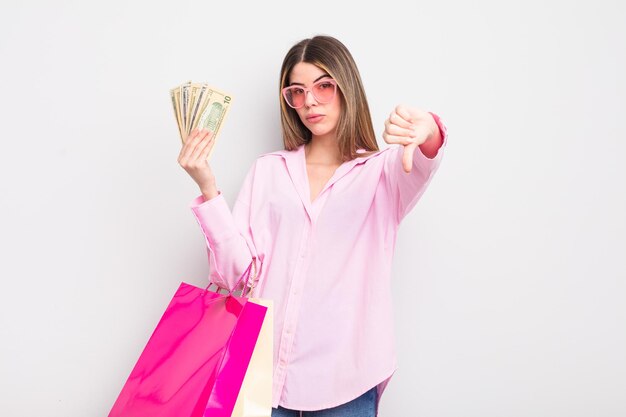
top-left (109, 259), bottom-right (266, 417)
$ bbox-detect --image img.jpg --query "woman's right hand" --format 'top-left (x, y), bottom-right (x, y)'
top-left (178, 128), bottom-right (218, 197)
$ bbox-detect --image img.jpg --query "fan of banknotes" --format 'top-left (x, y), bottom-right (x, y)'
top-left (170, 81), bottom-right (233, 158)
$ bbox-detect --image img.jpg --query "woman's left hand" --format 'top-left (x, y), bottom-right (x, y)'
top-left (383, 105), bottom-right (439, 173)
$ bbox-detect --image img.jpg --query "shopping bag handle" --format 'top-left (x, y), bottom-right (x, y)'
top-left (204, 256), bottom-right (257, 297)
top-left (232, 256), bottom-right (256, 296)
top-left (241, 256), bottom-right (259, 298)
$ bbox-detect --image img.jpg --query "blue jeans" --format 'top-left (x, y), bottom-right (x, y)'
top-left (271, 386), bottom-right (377, 417)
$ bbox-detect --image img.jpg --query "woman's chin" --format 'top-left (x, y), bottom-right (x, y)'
top-left (308, 126), bottom-right (333, 137)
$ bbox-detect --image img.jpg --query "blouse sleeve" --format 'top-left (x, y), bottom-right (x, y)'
top-left (189, 161), bottom-right (258, 292)
top-left (382, 111), bottom-right (449, 223)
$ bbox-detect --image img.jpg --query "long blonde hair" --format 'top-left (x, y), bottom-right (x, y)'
top-left (279, 35), bottom-right (379, 161)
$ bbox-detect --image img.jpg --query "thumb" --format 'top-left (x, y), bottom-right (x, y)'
top-left (402, 143), bottom-right (416, 173)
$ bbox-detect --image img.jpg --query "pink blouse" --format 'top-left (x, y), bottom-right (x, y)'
top-left (189, 112), bottom-right (448, 414)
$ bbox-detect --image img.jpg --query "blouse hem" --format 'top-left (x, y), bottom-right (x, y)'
top-left (274, 364), bottom-right (398, 413)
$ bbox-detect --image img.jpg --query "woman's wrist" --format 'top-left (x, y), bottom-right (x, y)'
top-left (200, 183), bottom-right (220, 201)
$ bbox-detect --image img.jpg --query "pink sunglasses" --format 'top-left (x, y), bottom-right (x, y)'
top-left (282, 79), bottom-right (338, 109)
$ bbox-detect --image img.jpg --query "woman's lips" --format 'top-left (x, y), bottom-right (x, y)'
top-left (306, 115), bottom-right (324, 123)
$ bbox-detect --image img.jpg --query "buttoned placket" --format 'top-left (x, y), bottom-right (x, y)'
top-left (271, 146), bottom-right (380, 406)
top-left (273, 190), bottom-right (331, 405)
top-left (274, 220), bottom-right (307, 396)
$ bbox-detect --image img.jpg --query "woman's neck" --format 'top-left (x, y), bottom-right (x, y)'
top-left (305, 133), bottom-right (343, 165)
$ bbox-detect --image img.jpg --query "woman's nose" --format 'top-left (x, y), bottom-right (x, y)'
top-left (304, 89), bottom-right (318, 107)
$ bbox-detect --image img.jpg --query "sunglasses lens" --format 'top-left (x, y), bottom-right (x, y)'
top-left (313, 81), bottom-right (336, 103)
top-left (284, 87), bottom-right (305, 108)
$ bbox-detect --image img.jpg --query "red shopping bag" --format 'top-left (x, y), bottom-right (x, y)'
top-left (109, 259), bottom-right (266, 417)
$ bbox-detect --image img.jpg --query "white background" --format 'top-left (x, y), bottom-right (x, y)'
top-left (1, 1), bottom-right (624, 416)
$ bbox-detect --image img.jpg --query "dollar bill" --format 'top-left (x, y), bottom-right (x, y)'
top-left (188, 83), bottom-right (208, 135)
top-left (170, 81), bottom-right (233, 159)
top-left (181, 82), bottom-right (190, 135)
top-left (169, 89), bottom-right (183, 141)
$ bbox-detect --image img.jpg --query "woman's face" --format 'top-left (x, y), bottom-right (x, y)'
top-left (287, 62), bottom-right (342, 139)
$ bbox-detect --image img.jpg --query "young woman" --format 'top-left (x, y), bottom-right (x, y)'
top-left (178, 35), bottom-right (448, 417)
